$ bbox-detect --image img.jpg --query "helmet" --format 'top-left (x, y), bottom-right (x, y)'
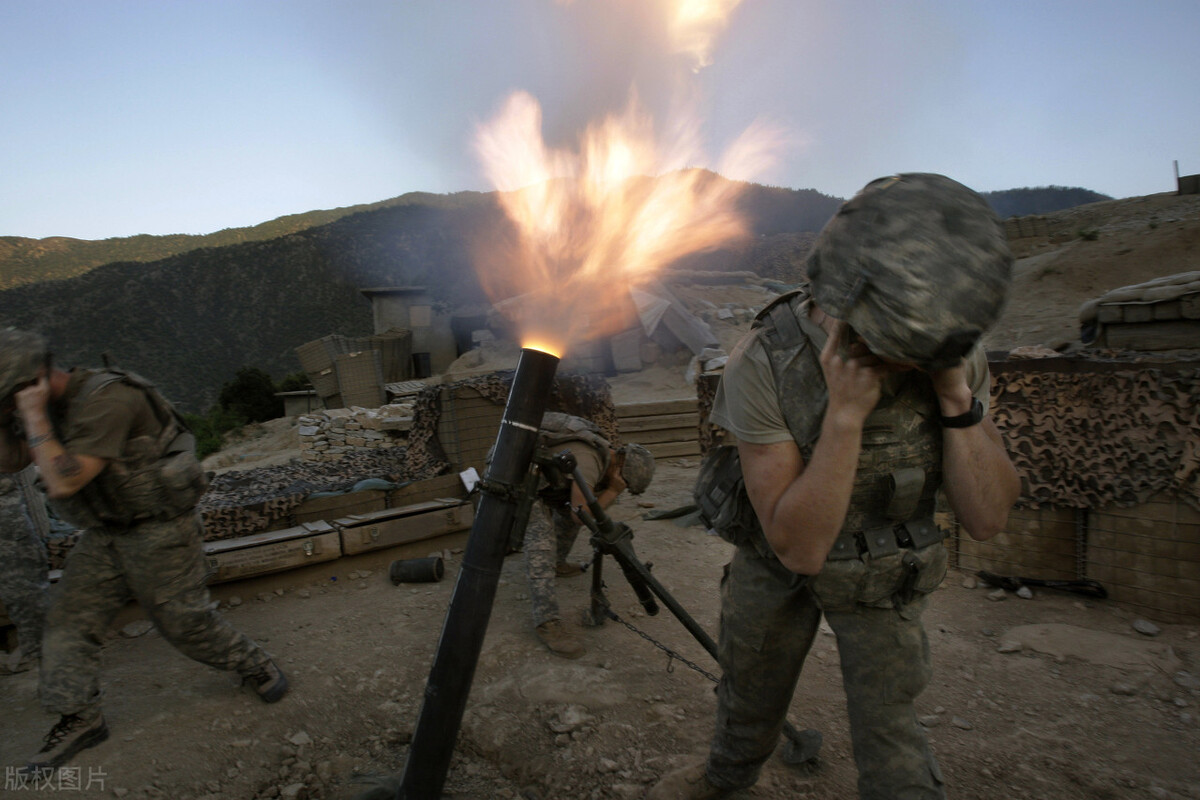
top-left (805, 173), bottom-right (1013, 368)
top-left (619, 443), bottom-right (655, 495)
top-left (0, 329), bottom-right (48, 400)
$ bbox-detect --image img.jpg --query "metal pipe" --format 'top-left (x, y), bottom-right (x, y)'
top-left (398, 346), bottom-right (559, 799)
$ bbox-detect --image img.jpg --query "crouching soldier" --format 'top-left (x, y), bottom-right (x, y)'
top-left (522, 412), bottom-right (656, 658)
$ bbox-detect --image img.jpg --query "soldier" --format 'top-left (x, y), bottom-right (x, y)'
top-left (0, 330), bottom-right (289, 775)
top-left (523, 413), bottom-right (655, 658)
top-left (650, 174), bottom-right (1021, 799)
top-left (0, 466), bottom-right (49, 675)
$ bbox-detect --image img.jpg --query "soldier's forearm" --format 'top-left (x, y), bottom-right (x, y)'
top-left (942, 419), bottom-right (1020, 541)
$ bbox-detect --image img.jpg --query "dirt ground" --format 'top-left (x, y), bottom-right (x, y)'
top-left (3, 192), bottom-right (1199, 799)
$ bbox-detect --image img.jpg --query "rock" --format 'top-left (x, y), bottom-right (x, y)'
top-left (1173, 671), bottom-right (1200, 691)
top-left (1132, 619), bottom-right (1162, 636)
top-left (289, 731), bottom-right (313, 747)
top-left (227, 596), bottom-right (243, 607)
top-left (1110, 682), bottom-right (1138, 696)
top-left (997, 640), bottom-right (1023, 654)
top-left (547, 704), bottom-right (593, 734)
top-left (121, 620), bottom-right (155, 638)
top-left (280, 783), bottom-right (308, 800)
top-left (961, 576), bottom-right (978, 589)
top-left (918, 715), bottom-right (942, 728)
top-left (298, 589), bottom-right (311, 599)
top-left (1016, 586), bottom-right (1034, 600)
top-left (951, 717), bottom-right (974, 730)
top-left (987, 589), bottom-right (1007, 602)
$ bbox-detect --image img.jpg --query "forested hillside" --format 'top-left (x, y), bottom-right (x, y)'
top-left (0, 191), bottom-right (483, 291)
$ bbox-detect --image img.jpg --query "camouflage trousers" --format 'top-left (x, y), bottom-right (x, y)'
top-left (708, 544), bottom-right (945, 800)
top-left (40, 513), bottom-right (272, 717)
top-left (523, 503), bottom-right (583, 628)
top-left (0, 474), bottom-right (49, 664)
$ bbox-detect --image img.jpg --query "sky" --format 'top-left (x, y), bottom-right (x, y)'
top-left (2, 0), bottom-right (1198, 241)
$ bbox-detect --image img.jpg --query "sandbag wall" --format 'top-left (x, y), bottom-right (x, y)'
top-left (960, 355), bottom-right (1200, 623)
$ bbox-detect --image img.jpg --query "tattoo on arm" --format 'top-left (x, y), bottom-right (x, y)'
top-left (53, 453), bottom-right (83, 479)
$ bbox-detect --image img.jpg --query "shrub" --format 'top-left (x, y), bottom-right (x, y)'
top-left (218, 366), bottom-right (284, 423)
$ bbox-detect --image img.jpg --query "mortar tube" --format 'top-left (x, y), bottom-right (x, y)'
top-left (398, 346), bottom-right (559, 799)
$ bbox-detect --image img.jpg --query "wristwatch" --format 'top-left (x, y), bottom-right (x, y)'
top-left (939, 397), bottom-right (984, 428)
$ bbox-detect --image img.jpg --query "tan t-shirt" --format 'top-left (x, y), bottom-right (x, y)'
top-left (553, 439), bottom-right (606, 491)
top-left (710, 321), bottom-right (991, 445)
top-left (58, 370), bottom-right (161, 461)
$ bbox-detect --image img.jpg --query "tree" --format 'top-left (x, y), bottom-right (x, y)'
top-left (218, 366), bottom-right (283, 424)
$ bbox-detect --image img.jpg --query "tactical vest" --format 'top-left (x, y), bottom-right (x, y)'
top-left (695, 289), bottom-right (945, 562)
top-left (536, 412), bottom-right (613, 473)
top-left (48, 369), bottom-right (209, 529)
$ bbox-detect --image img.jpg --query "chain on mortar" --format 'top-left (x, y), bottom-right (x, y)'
top-left (991, 365), bottom-right (1200, 511)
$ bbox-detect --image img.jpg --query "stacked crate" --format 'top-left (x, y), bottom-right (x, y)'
top-left (616, 399), bottom-right (700, 459)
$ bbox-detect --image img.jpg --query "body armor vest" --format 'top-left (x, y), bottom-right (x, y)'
top-left (697, 289), bottom-right (945, 560)
top-left (49, 369), bottom-right (208, 529)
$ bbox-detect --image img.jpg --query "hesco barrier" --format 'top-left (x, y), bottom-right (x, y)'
top-left (698, 353), bottom-right (1200, 623)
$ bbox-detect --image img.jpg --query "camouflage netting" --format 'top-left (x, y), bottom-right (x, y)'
top-left (991, 362), bottom-right (1200, 511)
top-left (198, 370), bottom-right (616, 543)
top-left (198, 448), bottom-right (413, 542)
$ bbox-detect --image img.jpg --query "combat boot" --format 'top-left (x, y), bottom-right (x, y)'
top-left (535, 620), bottom-right (585, 659)
top-left (26, 712), bottom-right (109, 774)
top-left (555, 561), bottom-right (583, 577)
top-left (242, 658), bottom-right (289, 703)
top-left (646, 760), bottom-right (732, 800)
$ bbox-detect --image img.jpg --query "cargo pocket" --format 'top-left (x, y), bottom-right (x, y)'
top-left (858, 551), bottom-right (908, 606)
top-left (809, 558), bottom-right (867, 611)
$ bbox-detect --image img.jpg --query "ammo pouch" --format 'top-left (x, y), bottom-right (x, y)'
top-left (110, 431), bottom-right (208, 523)
top-left (809, 517), bottom-right (948, 612)
top-left (693, 444), bottom-right (774, 560)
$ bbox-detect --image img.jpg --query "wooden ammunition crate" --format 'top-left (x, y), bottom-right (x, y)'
top-left (202, 521), bottom-right (342, 584)
top-left (617, 398), bottom-right (701, 459)
top-left (291, 489), bottom-right (389, 525)
top-left (336, 499), bottom-right (474, 555)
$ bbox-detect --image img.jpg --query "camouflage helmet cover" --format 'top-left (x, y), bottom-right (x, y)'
top-left (0, 329), bottom-right (49, 400)
top-left (619, 442), bottom-right (655, 495)
top-left (806, 173), bottom-right (1013, 368)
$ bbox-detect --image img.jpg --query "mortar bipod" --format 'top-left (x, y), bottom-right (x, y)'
top-left (571, 465), bottom-right (823, 769)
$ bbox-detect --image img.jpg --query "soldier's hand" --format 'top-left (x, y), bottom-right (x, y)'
top-left (603, 451), bottom-right (627, 494)
top-left (14, 372), bottom-right (51, 421)
top-left (819, 320), bottom-right (884, 426)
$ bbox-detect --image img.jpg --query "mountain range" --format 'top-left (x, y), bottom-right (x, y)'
top-left (0, 175), bottom-right (1110, 412)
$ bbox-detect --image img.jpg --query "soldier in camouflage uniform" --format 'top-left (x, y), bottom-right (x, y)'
top-left (0, 466), bottom-right (49, 674)
top-left (650, 174), bottom-right (1022, 799)
top-left (523, 413), bottom-right (655, 659)
top-left (0, 330), bottom-right (289, 775)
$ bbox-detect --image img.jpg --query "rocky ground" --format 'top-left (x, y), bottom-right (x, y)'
top-left (2, 192), bottom-right (1199, 799)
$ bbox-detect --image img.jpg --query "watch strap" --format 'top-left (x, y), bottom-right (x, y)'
top-left (939, 397), bottom-right (984, 428)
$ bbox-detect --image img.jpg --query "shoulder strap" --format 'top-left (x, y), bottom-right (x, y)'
top-left (74, 368), bottom-right (194, 455)
top-left (752, 290), bottom-right (828, 450)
